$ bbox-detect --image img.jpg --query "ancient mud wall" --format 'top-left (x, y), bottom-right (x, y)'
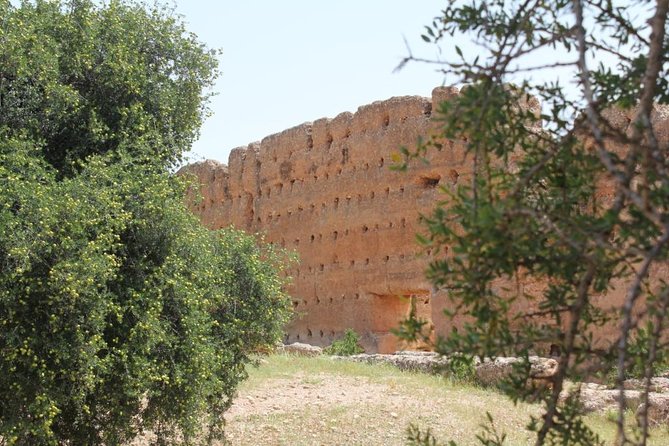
top-left (180, 87), bottom-right (669, 353)
top-left (181, 87), bottom-right (476, 353)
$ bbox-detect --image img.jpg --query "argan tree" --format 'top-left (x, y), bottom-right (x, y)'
top-left (0, 1), bottom-right (291, 444)
top-left (398, 1), bottom-right (669, 445)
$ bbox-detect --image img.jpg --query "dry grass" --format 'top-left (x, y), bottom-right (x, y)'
top-left (221, 354), bottom-right (669, 445)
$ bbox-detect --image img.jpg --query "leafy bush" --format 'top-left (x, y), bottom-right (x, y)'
top-left (0, 0), bottom-right (218, 174)
top-left (0, 1), bottom-right (292, 444)
top-left (324, 329), bottom-right (364, 356)
top-left (0, 146), bottom-right (292, 444)
top-left (447, 355), bottom-right (477, 384)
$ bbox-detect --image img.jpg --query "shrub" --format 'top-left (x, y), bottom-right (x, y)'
top-left (447, 355), bottom-right (477, 384)
top-left (0, 1), bottom-right (291, 443)
top-left (0, 148), bottom-right (293, 444)
top-left (324, 329), bottom-right (364, 356)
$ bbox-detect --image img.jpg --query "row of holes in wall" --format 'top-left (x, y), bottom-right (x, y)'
top-left (262, 140), bottom-right (455, 190)
top-left (281, 244), bottom-right (440, 279)
top-left (286, 294), bottom-right (432, 341)
top-left (200, 167), bottom-right (454, 211)
top-left (257, 186), bottom-right (429, 225)
top-left (286, 330), bottom-right (337, 341)
top-left (296, 292), bottom-right (361, 308)
top-left (268, 112), bottom-right (428, 163)
top-left (255, 162), bottom-right (453, 199)
top-left (269, 216), bottom-right (423, 248)
top-left (286, 250), bottom-right (432, 278)
top-left (258, 157), bottom-right (389, 198)
top-left (252, 170), bottom-right (450, 205)
top-left (291, 293), bottom-right (431, 308)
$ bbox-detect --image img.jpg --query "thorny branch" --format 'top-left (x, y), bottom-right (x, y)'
top-left (574, 0), bottom-right (669, 444)
top-left (401, 1), bottom-right (669, 444)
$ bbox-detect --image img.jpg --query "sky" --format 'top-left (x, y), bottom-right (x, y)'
top-left (173, 1), bottom-right (450, 165)
top-left (169, 2), bottom-right (649, 165)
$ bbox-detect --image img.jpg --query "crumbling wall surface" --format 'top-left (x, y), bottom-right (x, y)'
top-left (180, 88), bottom-right (475, 353)
top-left (182, 87), bottom-right (669, 354)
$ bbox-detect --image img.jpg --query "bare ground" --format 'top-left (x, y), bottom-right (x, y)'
top-left (224, 357), bottom-right (538, 446)
top-left (222, 355), bottom-right (669, 446)
top-left (129, 354), bottom-right (669, 445)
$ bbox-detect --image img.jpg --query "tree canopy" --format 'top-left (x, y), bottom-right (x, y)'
top-left (0, 0), bottom-right (217, 174)
top-left (0, 1), bottom-right (292, 444)
top-left (399, 1), bottom-right (669, 445)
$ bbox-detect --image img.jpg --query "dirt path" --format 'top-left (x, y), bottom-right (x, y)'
top-left (225, 372), bottom-right (422, 445)
top-left (133, 370), bottom-right (417, 446)
top-left (227, 372), bottom-right (407, 419)
top-left (131, 356), bottom-right (667, 445)
top-left (222, 361), bottom-right (539, 446)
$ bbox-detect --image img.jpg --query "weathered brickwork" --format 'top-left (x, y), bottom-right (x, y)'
top-left (180, 87), bottom-right (669, 353)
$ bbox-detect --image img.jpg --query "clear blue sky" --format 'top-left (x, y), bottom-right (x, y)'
top-left (173, 1), bottom-right (449, 164)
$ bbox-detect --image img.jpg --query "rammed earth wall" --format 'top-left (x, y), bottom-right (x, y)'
top-left (180, 87), bottom-right (669, 353)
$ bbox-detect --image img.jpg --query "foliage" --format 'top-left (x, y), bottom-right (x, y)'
top-left (397, 1), bottom-right (669, 445)
top-left (408, 413), bottom-right (509, 446)
top-left (0, 1), bottom-right (292, 444)
top-left (0, 141), bottom-right (292, 445)
top-left (446, 355), bottom-right (477, 385)
top-left (0, 0), bottom-right (218, 175)
top-left (407, 424), bottom-right (444, 446)
top-left (324, 329), bottom-right (364, 356)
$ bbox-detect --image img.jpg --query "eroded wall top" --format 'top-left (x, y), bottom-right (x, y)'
top-left (179, 88), bottom-right (474, 352)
